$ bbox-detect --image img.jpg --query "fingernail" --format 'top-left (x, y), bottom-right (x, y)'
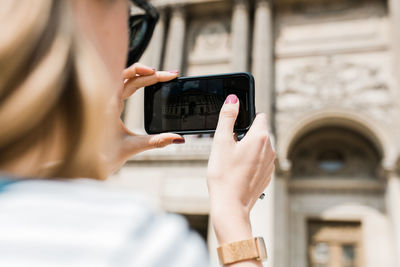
top-left (151, 67), bottom-right (156, 71)
top-left (173, 139), bottom-right (185, 144)
top-left (169, 70), bottom-right (179, 74)
top-left (225, 94), bottom-right (238, 104)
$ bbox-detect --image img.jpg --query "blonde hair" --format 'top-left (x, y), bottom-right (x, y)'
top-left (0, 0), bottom-right (115, 179)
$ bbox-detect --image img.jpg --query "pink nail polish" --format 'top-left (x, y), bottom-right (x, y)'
top-left (225, 94), bottom-right (238, 104)
top-left (169, 70), bottom-right (179, 74)
top-left (173, 139), bottom-right (185, 144)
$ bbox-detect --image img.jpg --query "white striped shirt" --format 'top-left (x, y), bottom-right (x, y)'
top-left (0, 177), bottom-right (210, 267)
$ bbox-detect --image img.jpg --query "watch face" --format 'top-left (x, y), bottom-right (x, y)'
top-left (256, 237), bottom-right (268, 261)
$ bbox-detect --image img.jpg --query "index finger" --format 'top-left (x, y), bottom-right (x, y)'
top-left (123, 63), bottom-right (155, 79)
top-left (122, 71), bottom-right (179, 99)
top-left (214, 94), bottom-right (240, 142)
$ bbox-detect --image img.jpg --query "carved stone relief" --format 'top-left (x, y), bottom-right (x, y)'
top-left (276, 52), bottom-right (396, 139)
top-left (186, 17), bottom-right (232, 75)
top-left (188, 20), bottom-right (230, 61)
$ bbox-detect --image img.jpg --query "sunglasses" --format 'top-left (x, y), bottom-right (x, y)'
top-left (127, 0), bottom-right (159, 67)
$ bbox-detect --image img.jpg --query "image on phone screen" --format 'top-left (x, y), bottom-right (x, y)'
top-left (144, 73), bottom-right (255, 134)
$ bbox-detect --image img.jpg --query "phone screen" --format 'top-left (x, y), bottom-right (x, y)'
top-left (144, 73), bottom-right (254, 134)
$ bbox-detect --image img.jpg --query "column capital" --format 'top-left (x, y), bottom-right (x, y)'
top-left (255, 0), bottom-right (272, 8)
top-left (379, 157), bottom-right (400, 180)
top-left (170, 3), bottom-right (186, 17)
top-left (275, 158), bottom-right (292, 180)
top-left (233, 0), bottom-right (249, 9)
top-left (164, 2), bottom-right (186, 72)
top-left (154, 6), bottom-right (167, 15)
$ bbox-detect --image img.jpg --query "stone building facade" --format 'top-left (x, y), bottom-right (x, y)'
top-left (110, 0), bottom-right (400, 266)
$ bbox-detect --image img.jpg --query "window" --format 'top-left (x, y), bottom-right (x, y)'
top-left (342, 245), bottom-right (356, 267)
top-left (308, 220), bottom-right (362, 267)
top-left (317, 150), bottom-right (345, 172)
top-left (311, 242), bottom-right (330, 267)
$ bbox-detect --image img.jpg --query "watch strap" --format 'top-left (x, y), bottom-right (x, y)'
top-left (217, 237), bottom-right (267, 265)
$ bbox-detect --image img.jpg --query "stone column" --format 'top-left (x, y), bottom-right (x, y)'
top-left (389, 0), bottom-right (400, 71)
top-left (231, 0), bottom-right (250, 72)
top-left (164, 5), bottom-right (186, 72)
top-left (141, 10), bottom-right (167, 70)
top-left (274, 175), bottom-right (289, 267)
top-left (388, 2), bottom-right (400, 264)
top-left (250, 174), bottom-right (276, 267)
top-left (251, 0), bottom-right (274, 129)
top-left (124, 11), bottom-right (167, 134)
top-left (388, 0), bottom-right (400, 148)
top-left (386, 170), bottom-right (400, 267)
top-left (251, 4), bottom-right (275, 264)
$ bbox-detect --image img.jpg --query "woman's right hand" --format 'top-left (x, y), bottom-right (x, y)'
top-left (207, 94), bottom-right (275, 251)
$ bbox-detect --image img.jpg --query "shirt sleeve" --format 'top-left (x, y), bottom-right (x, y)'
top-left (110, 212), bottom-right (211, 267)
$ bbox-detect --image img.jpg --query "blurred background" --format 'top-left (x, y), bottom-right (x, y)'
top-left (109, 0), bottom-right (400, 266)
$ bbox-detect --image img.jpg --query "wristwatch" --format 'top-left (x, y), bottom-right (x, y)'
top-left (217, 237), bottom-right (267, 265)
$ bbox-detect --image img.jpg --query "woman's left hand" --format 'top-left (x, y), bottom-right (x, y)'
top-left (109, 63), bottom-right (184, 173)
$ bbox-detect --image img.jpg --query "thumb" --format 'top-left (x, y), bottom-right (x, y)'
top-left (215, 94), bottom-right (240, 139)
top-left (146, 133), bottom-right (185, 148)
top-left (122, 133), bottom-right (185, 155)
top-left (131, 133), bottom-right (185, 152)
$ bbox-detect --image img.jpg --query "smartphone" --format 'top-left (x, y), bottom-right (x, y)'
top-left (144, 72), bottom-right (255, 135)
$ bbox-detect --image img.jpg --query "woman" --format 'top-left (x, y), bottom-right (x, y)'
top-left (0, 0), bottom-right (275, 266)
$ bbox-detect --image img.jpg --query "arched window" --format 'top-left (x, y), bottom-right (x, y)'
top-left (289, 126), bottom-right (381, 179)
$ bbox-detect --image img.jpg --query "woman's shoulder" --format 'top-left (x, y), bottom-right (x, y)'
top-left (0, 177), bottom-right (210, 267)
top-left (0, 177), bottom-right (156, 220)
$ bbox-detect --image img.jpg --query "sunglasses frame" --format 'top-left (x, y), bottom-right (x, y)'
top-left (127, 0), bottom-right (159, 66)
